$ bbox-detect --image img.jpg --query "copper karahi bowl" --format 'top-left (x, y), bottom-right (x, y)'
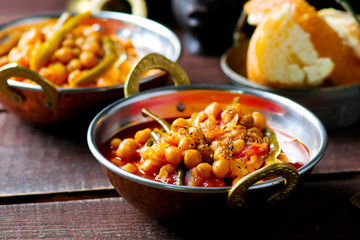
top-left (87, 55), bottom-right (327, 221)
top-left (0, 11), bottom-right (181, 127)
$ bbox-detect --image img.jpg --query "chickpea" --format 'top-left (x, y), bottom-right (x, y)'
top-left (116, 140), bottom-right (137, 160)
top-left (18, 28), bottom-right (42, 47)
top-left (231, 139), bottom-right (245, 154)
top-left (177, 127), bottom-right (188, 136)
top-left (197, 144), bottom-right (213, 162)
top-left (178, 136), bottom-right (196, 151)
top-left (82, 41), bottom-right (102, 56)
top-left (67, 58), bottom-right (83, 72)
top-left (164, 146), bottom-right (182, 165)
top-left (229, 159), bottom-right (247, 179)
top-left (122, 138), bottom-right (139, 148)
top-left (0, 55), bottom-right (8, 66)
top-left (8, 47), bottom-right (24, 64)
top-left (212, 159), bottom-right (230, 178)
top-left (72, 47), bottom-right (82, 57)
top-left (240, 114), bottom-right (254, 128)
top-left (204, 102), bottom-right (222, 118)
top-left (79, 51), bottom-right (98, 68)
top-left (210, 140), bottom-right (226, 149)
top-left (82, 26), bottom-right (96, 37)
top-left (247, 154), bottom-right (263, 172)
top-left (253, 112), bottom-right (267, 131)
top-left (109, 138), bottom-right (122, 149)
top-left (213, 146), bottom-right (231, 161)
top-left (196, 163), bottom-right (212, 179)
top-left (172, 118), bottom-right (190, 128)
top-left (62, 38), bottom-right (76, 48)
top-left (204, 116), bottom-right (217, 128)
top-left (75, 37), bottom-right (85, 47)
top-left (39, 62), bottom-right (67, 85)
top-left (160, 164), bottom-right (177, 175)
top-left (184, 149), bottom-right (202, 168)
top-left (221, 109), bottom-right (234, 124)
top-left (149, 144), bottom-right (165, 161)
top-left (121, 163), bottom-right (137, 173)
top-left (139, 146), bottom-right (151, 160)
top-left (229, 125), bottom-right (247, 139)
top-left (247, 127), bottom-right (263, 139)
top-left (188, 127), bottom-right (205, 144)
top-left (156, 164), bottom-right (177, 182)
top-left (42, 24), bottom-right (55, 40)
top-left (193, 111), bottom-right (207, 124)
top-left (163, 134), bottom-right (180, 147)
top-left (53, 47), bottom-right (73, 64)
top-left (140, 159), bottom-right (157, 174)
top-left (228, 103), bottom-right (242, 115)
top-left (277, 153), bottom-right (289, 163)
top-left (134, 128), bottom-right (152, 144)
top-left (68, 69), bottom-right (82, 86)
top-left (86, 31), bottom-right (102, 43)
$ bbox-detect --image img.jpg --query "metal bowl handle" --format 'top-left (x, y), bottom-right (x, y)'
top-left (0, 63), bottom-right (59, 108)
top-left (124, 53), bottom-right (190, 98)
top-left (227, 163), bottom-right (300, 209)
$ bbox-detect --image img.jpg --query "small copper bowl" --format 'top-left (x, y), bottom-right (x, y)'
top-left (88, 55), bottom-right (327, 221)
top-left (0, 11), bottom-right (181, 127)
top-left (220, 40), bottom-right (360, 130)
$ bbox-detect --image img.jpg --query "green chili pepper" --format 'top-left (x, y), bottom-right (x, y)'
top-left (176, 165), bottom-right (185, 185)
top-left (70, 36), bottom-right (119, 87)
top-left (141, 108), bottom-right (171, 133)
top-left (30, 11), bottom-right (92, 71)
top-left (264, 128), bottom-right (281, 165)
top-left (145, 130), bottom-right (161, 146)
top-left (231, 96), bottom-right (240, 105)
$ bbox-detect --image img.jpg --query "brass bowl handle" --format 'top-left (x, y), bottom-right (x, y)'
top-left (124, 53), bottom-right (190, 98)
top-left (127, 0), bottom-right (148, 18)
top-left (228, 163), bottom-right (300, 209)
top-left (0, 63), bottom-right (59, 108)
top-left (67, 0), bottom-right (148, 18)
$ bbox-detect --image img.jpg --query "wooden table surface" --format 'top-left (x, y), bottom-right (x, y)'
top-left (0, 1), bottom-right (359, 239)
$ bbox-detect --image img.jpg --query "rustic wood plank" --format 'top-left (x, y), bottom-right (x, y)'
top-left (312, 122), bottom-right (360, 174)
top-left (0, 178), bottom-right (359, 239)
top-left (0, 0), bottom-right (67, 24)
top-left (0, 111), bottom-right (113, 196)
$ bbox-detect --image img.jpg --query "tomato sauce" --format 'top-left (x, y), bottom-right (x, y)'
top-left (101, 120), bottom-right (310, 187)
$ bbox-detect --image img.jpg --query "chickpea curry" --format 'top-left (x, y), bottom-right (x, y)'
top-left (102, 99), bottom-right (309, 187)
top-left (0, 11), bottom-right (141, 88)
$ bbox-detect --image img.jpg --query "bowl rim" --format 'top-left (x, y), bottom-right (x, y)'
top-left (0, 10), bottom-right (182, 93)
top-left (220, 46), bottom-right (360, 94)
top-left (87, 84), bottom-right (328, 194)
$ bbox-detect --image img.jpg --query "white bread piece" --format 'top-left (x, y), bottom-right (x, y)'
top-left (318, 8), bottom-right (360, 59)
top-left (244, 0), bottom-right (302, 26)
top-left (247, 4), bottom-right (334, 88)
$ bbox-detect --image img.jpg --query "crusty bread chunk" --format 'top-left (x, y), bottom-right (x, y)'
top-left (244, 0), bottom-right (302, 26)
top-left (245, 0), bottom-right (360, 86)
top-left (247, 4), bottom-right (334, 88)
top-left (318, 8), bottom-right (360, 58)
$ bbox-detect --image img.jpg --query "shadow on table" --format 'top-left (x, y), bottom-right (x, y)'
top-left (158, 179), bottom-right (360, 240)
